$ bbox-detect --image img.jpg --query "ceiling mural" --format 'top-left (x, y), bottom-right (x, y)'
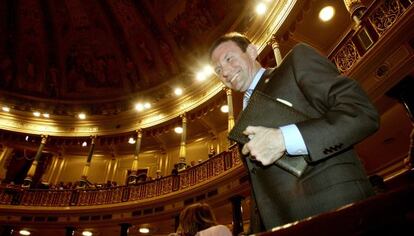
top-left (0, 0), bottom-right (247, 115)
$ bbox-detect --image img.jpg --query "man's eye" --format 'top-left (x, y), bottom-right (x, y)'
top-left (226, 56), bottom-right (232, 62)
top-left (215, 68), bottom-right (222, 75)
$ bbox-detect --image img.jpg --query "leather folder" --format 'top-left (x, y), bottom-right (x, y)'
top-left (228, 90), bottom-right (309, 177)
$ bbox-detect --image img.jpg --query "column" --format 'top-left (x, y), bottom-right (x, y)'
top-left (225, 88), bottom-right (235, 132)
top-left (104, 156), bottom-right (113, 183)
top-left (119, 223), bottom-right (131, 236)
top-left (160, 151), bottom-right (168, 176)
top-left (269, 36), bottom-right (283, 66)
top-left (110, 157), bottom-right (119, 182)
top-left (225, 88), bottom-right (235, 149)
top-left (23, 134), bottom-right (48, 188)
top-left (230, 195), bottom-right (245, 236)
top-left (177, 113), bottom-right (187, 171)
top-left (0, 146), bottom-right (13, 180)
top-left (343, 0), bottom-right (366, 24)
top-left (79, 136), bottom-right (96, 188)
top-left (40, 154), bottom-right (58, 184)
top-left (53, 156), bottom-right (66, 185)
top-left (128, 129), bottom-right (143, 184)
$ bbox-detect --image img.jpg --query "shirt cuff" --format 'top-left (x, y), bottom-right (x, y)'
top-left (279, 124), bottom-right (308, 156)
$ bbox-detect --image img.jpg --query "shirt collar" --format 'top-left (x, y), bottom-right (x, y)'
top-left (247, 67), bottom-right (265, 91)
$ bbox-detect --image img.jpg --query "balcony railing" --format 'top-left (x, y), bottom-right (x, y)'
top-left (0, 146), bottom-right (243, 207)
top-left (329, 0), bottom-right (413, 73)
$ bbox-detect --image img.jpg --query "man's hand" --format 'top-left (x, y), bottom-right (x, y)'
top-left (241, 126), bottom-right (286, 166)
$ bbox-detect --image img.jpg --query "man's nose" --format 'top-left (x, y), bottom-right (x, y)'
top-left (222, 66), bottom-right (231, 79)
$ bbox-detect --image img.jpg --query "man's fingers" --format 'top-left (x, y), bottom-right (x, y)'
top-left (242, 143), bottom-right (250, 155)
top-left (243, 126), bottom-right (260, 135)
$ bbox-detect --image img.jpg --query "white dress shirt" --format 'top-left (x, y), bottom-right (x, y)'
top-left (244, 68), bottom-right (308, 155)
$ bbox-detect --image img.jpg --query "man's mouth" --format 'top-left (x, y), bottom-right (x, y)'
top-left (230, 73), bottom-right (238, 84)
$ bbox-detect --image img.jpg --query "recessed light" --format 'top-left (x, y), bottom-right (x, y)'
top-left (128, 137), bottom-right (136, 144)
top-left (139, 227), bottom-right (150, 234)
top-left (174, 127), bottom-right (183, 134)
top-left (82, 231), bottom-right (92, 236)
top-left (174, 88), bottom-right (183, 96)
top-left (78, 113), bottom-right (86, 119)
top-left (144, 102), bottom-right (151, 109)
top-left (2, 106), bottom-right (10, 112)
top-left (135, 103), bottom-right (144, 111)
top-left (220, 105), bottom-right (229, 113)
top-left (82, 141), bottom-right (87, 147)
top-left (202, 65), bottom-right (214, 75)
top-left (42, 113), bottom-right (50, 118)
top-left (319, 6), bottom-right (335, 22)
top-left (19, 230), bottom-right (31, 235)
top-left (256, 3), bottom-right (267, 15)
top-left (196, 71), bottom-right (206, 81)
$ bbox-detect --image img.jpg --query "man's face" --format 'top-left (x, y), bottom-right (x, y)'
top-left (211, 41), bottom-right (257, 92)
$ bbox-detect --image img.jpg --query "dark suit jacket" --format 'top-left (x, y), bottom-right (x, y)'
top-left (242, 43), bottom-right (380, 232)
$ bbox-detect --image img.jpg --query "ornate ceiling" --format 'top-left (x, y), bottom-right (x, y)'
top-left (1, 0), bottom-right (412, 170)
top-left (0, 0), bottom-right (248, 122)
top-left (0, 0), bottom-right (308, 144)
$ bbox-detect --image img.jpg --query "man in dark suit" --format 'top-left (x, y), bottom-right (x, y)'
top-left (209, 32), bottom-right (380, 233)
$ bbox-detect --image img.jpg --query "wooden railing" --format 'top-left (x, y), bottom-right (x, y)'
top-left (329, 0), bottom-right (413, 73)
top-left (258, 182), bottom-right (414, 236)
top-left (0, 146), bottom-right (243, 207)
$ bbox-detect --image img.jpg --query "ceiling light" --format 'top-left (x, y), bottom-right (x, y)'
top-left (82, 141), bottom-right (87, 147)
top-left (174, 88), bottom-right (183, 96)
top-left (135, 103), bottom-right (144, 111)
top-left (202, 65), bottom-right (214, 76)
top-left (2, 106), bottom-right (10, 112)
top-left (319, 6), bottom-right (335, 22)
top-left (196, 71), bottom-right (206, 81)
top-left (19, 230), bottom-right (31, 235)
top-left (33, 111), bottom-right (41, 117)
top-left (144, 102), bottom-right (151, 109)
top-left (139, 227), bottom-right (150, 234)
top-left (25, 136), bottom-right (29, 141)
top-left (196, 65), bottom-right (214, 81)
top-left (128, 137), bottom-right (136, 144)
top-left (255, 3), bottom-right (267, 15)
top-left (78, 113), bottom-right (86, 119)
top-left (174, 127), bottom-right (183, 134)
top-left (42, 113), bottom-right (50, 118)
top-left (220, 105), bottom-right (229, 113)
top-left (82, 231), bottom-right (93, 236)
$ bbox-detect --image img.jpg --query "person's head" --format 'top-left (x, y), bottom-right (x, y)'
top-left (210, 32), bottom-right (261, 92)
top-left (179, 203), bottom-right (217, 236)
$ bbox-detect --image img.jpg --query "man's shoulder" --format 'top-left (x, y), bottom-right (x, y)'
top-left (290, 43), bottom-right (319, 56)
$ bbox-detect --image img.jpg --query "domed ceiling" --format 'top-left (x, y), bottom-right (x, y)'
top-left (0, 0), bottom-right (248, 118)
top-left (3, 0), bottom-right (410, 172)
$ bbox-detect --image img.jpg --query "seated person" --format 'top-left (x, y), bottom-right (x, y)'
top-left (179, 203), bottom-right (232, 236)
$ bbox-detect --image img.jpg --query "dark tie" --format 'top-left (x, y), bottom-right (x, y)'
top-left (243, 89), bottom-right (253, 109)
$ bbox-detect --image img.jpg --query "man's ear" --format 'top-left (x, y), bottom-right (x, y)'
top-left (246, 44), bottom-right (259, 60)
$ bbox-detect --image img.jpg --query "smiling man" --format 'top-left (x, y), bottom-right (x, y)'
top-left (210, 32), bottom-right (380, 233)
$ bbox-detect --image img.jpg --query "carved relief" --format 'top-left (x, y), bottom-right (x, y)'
top-left (369, 0), bottom-right (404, 35)
top-left (332, 40), bottom-right (360, 73)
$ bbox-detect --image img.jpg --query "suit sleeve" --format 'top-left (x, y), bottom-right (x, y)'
top-left (290, 43), bottom-right (380, 163)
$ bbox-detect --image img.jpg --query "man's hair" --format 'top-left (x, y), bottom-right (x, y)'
top-left (209, 32), bottom-right (252, 59)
